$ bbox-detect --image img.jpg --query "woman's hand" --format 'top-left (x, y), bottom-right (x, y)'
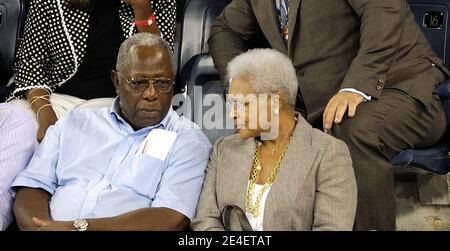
top-left (26, 88), bottom-right (58, 142)
top-left (36, 106), bottom-right (57, 142)
top-left (123, 0), bottom-right (160, 35)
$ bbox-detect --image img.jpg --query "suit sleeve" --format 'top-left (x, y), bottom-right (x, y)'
top-left (190, 138), bottom-right (226, 231)
top-left (12, 0), bottom-right (52, 98)
top-left (341, 0), bottom-right (407, 99)
top-left (208, 0), bottom-right (259, 83)
top-left (312, 138), bottom-right (357, 230)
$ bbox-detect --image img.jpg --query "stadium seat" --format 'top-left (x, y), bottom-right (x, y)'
top-left (0, 0), bottom-right (29, 102)
top-left (179, 0), bottom-right (234, 144)
top-left (178, 0), bottom-right (230, 72)
top-left (391, 0), bottom-right (450, 175)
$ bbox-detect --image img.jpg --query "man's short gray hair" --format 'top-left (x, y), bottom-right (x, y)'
top-left (227, 49), bottom-right (298, 108)
top-left (116, 33), bottom-right (175, 73)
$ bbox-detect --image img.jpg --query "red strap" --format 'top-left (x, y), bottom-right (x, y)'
top-left (135, 15), bottom-right (157, 28)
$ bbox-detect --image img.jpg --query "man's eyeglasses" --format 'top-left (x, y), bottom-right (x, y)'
top-left (116, 71), bottom-right (174, 93)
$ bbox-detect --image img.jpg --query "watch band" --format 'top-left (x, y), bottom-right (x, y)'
top-left (135, 15), bottom-right (157, 28)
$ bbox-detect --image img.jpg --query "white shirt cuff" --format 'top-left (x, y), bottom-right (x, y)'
top-left (339, 88), bottom-right (372, 101)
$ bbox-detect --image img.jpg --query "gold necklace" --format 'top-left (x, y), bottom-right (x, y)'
top-left (271, 145), bottom-right (279, 155)
top-left (246, 134), bottom-right (294, 218)
top-left (270, 115), bottom-right (298, 155)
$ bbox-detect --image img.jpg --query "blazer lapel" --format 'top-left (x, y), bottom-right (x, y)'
top-left (219, 137), bottom-right (256, 212)
top-left (263, 116), bottom-right (319, 230)
top-left (288, 0), bottom-right (302, 58)
top-left (252, 0), bottom-right (287, 53)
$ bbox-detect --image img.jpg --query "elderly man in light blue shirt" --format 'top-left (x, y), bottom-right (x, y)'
top-left (12, 33), bottom-right (212, 231)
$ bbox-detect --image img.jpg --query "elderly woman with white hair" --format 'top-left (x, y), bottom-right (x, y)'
top-left (191, 49), bottom-right (357, 231)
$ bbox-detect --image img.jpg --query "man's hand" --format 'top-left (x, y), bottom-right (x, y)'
top-left (323, 92), bottom-right (365, 134)
top-left (32, 217), bottom-right (74, 231)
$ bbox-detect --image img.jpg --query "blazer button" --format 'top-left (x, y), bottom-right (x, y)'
top-left (376, 79), bottom-right (384, 90)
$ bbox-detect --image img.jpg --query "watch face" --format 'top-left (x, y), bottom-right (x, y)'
top-left (74, 219), bottom-right (88, 231)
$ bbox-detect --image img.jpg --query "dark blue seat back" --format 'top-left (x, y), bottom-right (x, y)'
top-left (0, 0), bottom-right (29, 102)
top-left (179, 0), bottom-right (231, 72)
top-left (0, 0), bottom-right (29, 86)
top-left (407, 0), bottom-right (450, 67)
top-left (407, 0), bottom-right (450, 129)
top-left (179, 0), bottom-right (233, 144)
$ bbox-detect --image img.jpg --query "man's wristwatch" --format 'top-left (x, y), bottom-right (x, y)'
top-left (73, 219), bottom-right (89, 231)
top-left (135, 15), bottom-right (156, 28)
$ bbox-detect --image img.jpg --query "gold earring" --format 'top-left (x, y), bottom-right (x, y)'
top-left (274, 107), bottom-right (279, 115)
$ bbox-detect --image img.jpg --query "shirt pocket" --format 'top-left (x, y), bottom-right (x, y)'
top-left (112, 155), bottom-right (166, 200)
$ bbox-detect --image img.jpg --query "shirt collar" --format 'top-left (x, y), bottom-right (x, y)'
top-left (109, 97), bottom-right (177, 133)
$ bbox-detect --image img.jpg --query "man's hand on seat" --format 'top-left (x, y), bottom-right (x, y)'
top-left (323, 92), bottom-right (364, 134)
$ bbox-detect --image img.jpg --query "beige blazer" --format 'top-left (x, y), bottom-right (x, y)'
top-left (209, 0), bottom-right (450, 123)
top-left (191, 117), bottom-right (357, 231)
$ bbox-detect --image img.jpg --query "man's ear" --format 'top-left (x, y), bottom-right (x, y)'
top-left (111, 70), bottom-right (120, 96)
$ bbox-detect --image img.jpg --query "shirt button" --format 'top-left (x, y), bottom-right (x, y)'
top-left (432, 63), bottom-right (436, 67)
top-left (376, 85), bottom-right (382, 90)
top-left (378, 79), bottom-right (385, 84)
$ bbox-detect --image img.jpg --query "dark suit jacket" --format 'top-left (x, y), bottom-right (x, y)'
top-left (191, 116), bottom-right (357, 231)
top-left (209, 0), bottom-right (450, 123)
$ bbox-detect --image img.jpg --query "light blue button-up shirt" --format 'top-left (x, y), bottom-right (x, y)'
top-left (12, 99), bottom-right (212, 221)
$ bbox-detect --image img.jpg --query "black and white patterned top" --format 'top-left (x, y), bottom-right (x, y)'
top-left (8, 0), bottom-right (176, 101)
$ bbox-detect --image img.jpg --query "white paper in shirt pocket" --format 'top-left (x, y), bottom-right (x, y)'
top-left (136, 129), bottom-right (178, 161)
